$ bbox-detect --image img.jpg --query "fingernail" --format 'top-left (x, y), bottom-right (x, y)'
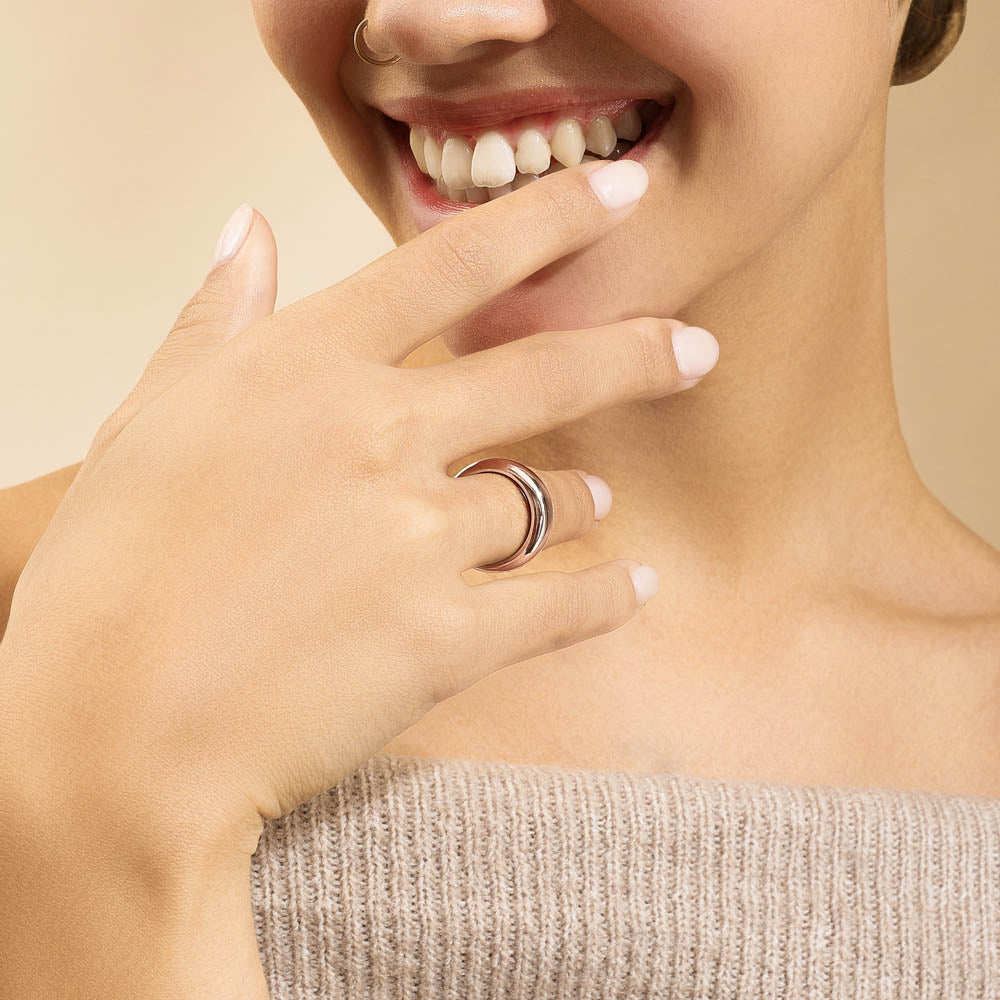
top-left (587, 160), bottom-right (649, 211)
top-left (671, 326), bottom-right (719, 380)
top-left (628, 564), bottom-right (660, 605)
top-left (212, 203), bottom-right (254, 267)
top-left (580, 473), bottom-right (613, 520)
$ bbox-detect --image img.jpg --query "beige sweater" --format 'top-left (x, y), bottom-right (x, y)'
top-left (249, 752), bottom-right (1000, 999)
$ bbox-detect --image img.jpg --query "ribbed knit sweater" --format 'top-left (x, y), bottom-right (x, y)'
top-left (249, 752), bottom-right (1000, 999)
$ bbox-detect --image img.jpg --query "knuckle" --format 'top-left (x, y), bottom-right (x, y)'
top-left (519, 341), bottom-right (589, 420)
top-left (628, 318), bottom-right (677, 397)
top-left (395, 493), bottom-right (451, 550)
top-left (349, 402), bottom-right (413, 475)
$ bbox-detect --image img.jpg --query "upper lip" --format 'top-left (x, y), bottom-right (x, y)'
top-left (372, 87), bottom-right (671, 132)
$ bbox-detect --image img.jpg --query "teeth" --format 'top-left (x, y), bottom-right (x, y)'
top-left (423, 134), bottom-right (443, 180)
top-left (584, 115), bottom-right (617, 157)
top-left (549, 117), bottom-right (586, 167)
top-left (514, 129), bottom-right (551, 175)
top-left (405, 103), bottom-right (655, 203)
top-left (441, 136), bottom-right (474, 190)
top-left (608, 139), bottom-right (634, 161)
top-left (613, 108), bottom-right (642, 142)
top-left (435, 175), bottom-right (466, 201)
top-left (471, 131), bottom-right (516, 188)
top-left (409, 127), bottom-right (429, 173)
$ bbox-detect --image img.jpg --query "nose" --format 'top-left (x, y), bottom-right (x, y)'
top-left (363, 0), bottom-right (554, 66)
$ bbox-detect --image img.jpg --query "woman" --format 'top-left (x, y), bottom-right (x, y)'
top-left (1, 0), bottom-right (997, 997)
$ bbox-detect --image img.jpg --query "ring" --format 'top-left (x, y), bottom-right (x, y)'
top-left (353, 17), bottom-right (401, 67)
top-left (453, 458), bottom-right (553, 572)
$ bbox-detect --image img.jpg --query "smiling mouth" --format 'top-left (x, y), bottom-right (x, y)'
top-left (381, 96), bottom-right (675, 206)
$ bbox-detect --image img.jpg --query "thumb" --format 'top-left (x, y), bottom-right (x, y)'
top-left (89, 204), bottom-right (277, 459)
top-left (156, 203), bottom-right (278, 384)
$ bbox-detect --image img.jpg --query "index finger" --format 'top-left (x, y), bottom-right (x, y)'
top-left (285, 158), bottom-right (649, 366)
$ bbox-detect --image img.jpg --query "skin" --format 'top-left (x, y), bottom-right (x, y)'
top-left (0, 1), bottom-right (997, 996)
top-left (0, 151), bottom-right (706, 997)
top-left (247, 0), bottom-right (1000, 794)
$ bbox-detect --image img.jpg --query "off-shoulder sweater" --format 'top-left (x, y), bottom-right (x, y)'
top-left (249, 752), bottom-right (1000, 999)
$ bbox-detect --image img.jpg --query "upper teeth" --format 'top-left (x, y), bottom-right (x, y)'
top-left (471, 131), bottom-right (516, 188)
top-left (408, 106), bottom-right (647, 205)
top-left (442, 137), bottom-right (474, 189)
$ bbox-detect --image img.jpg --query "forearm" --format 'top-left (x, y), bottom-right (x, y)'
top-left (0, 655), bottom-right (270, 1000)
top-left (0, 842), bottom-right (268, 999)
top-left (0, 463), bottom-right (82, 637)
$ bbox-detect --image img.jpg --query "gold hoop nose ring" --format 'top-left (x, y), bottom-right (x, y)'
top-left (353, 17), bottom-right (401, 67)
top-left (454, 458), bottom-right (554, 572)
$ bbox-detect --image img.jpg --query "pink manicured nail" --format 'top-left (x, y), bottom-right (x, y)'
top-left (609, 559), bottom-right (660, 605)
top-left (580, 473), bottom-right (613, 520)
top-left (671, 326), bottom-right (720, 380)
top-left (588, 160), bottom-right (649, 211)
top-left (212, 203), bottom-right (254, 267)
top-left (628, 565), bottom-right (660, 605)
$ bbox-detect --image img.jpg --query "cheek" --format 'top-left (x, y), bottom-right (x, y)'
top-left (444, 1), bottom-right (893, 358)
top-left (695, 0), bottom-right (890, 178)
top-left (252, 0), bottom-right (356, 98)
top-left (606, 0), bottom-right (892, 191)
top-left (252, 0), bottom-right (392, 209)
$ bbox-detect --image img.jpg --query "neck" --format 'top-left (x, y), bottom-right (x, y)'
top-left (512, 112), bottom-right (923, 594)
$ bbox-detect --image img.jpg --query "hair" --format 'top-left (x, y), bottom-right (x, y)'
top-left (892, 0), bottom-right (967, 84)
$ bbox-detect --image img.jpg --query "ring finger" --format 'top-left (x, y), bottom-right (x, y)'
top-left (447, 463), bottom-right (613, 572)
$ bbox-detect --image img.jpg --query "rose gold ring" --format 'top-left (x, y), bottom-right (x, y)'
top-left (453, 458), bottom-right (553, 572)
top-left (353, 17), bottom-right (400, 67)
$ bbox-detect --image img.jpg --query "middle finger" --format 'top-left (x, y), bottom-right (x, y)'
top-left (414, 316), bottom-right (719, 465)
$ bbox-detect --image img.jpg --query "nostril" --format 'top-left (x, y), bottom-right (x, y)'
top-left (362, 0), bottom-right (554, 66)
top-left (356, 14), bottom-right (398, 59)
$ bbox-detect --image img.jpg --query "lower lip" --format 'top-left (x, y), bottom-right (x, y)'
top-left (388, 98), bottom-right (677, 233)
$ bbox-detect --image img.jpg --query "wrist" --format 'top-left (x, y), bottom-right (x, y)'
top-left (0, 639), bottom-right (264, 873)
top-left (0, 772), bottom-right (267, 999)
top-left (0, 650), bottom-right (269, 999)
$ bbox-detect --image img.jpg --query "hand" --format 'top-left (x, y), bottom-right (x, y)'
top-left (0, 159), bottom-right (718, 996)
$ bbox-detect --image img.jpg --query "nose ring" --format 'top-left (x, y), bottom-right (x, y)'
top-left (353, 17), bottom-right (400, 67)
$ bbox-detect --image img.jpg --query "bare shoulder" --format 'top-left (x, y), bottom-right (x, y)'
top-left (830, 488), bottom-right (1000, 792)
top-left (876, 485), bottom-right (1000, 621)
top-left (870, 488), bottom-right (1000, 666)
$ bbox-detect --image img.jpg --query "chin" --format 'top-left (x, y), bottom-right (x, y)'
top-left (438, 232), bottom-right (652, 357)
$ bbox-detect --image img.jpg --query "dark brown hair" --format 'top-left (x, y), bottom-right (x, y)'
top-left (892, 0), bottom-right (967, 84)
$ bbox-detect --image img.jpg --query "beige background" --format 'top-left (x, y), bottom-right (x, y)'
top-left (1, 2), bottom-right (997, 547)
